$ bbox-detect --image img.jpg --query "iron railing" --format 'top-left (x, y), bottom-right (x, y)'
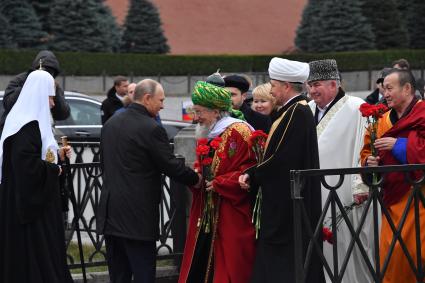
top-left (291, 164), bottom-right (425, 283)
top-left (63, 142), bottom-right (188, 279)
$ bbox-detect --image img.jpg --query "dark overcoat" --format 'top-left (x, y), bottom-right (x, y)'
top-left (248, 99), bottom-right (325, 283)
top-left (97, 103), bottom-right (199, 241)
top-left (101, 87), bottom-right (123, 124)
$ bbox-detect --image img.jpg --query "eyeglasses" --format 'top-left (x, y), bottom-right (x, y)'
top-left (193, 109), bottom-right (213, 116)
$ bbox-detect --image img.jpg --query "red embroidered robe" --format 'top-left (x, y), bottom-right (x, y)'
top-left (179, 122), bottom-right (256, 283)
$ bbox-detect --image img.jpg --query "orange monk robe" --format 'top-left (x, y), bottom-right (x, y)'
top-left (360, 101), bottom-right (425, 283)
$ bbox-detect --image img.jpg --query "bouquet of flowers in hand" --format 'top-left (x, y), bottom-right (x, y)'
top-left (322, 202), bottom-right (359, 244)
top-left (248, 130), bottom-right (268, 239)
top-left (359, 103), bottom-right (388, 157)
top-left (195, 137), bottom-right (222, 233)
top-left (359, 103), bottom-right (388, 184)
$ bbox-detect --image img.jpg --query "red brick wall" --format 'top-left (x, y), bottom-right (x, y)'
top-left (105, 0), bottom-right (307, 55)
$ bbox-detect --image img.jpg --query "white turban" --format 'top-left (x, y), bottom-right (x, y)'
top-left (268, 57), bottom-right (310, 83)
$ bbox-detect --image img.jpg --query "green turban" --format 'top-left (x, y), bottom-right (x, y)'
top-left (192, 81), bottom-right (232, 111)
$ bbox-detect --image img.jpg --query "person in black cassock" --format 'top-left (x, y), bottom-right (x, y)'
top-left (239, 58), bottom-right (324, 283)
top-left (97, 79), bottom-right (201, 283)
top-left (0, 50), bottom-right (70, 133)
top-left (0, 70), bottom-right (73, 283)
top-left (224, 74), bottom-right (271, 133)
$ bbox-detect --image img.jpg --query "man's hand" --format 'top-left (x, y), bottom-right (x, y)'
top-left (206, 180), bottom-right (214, 192)
top-left (239, 174), bottom-right (250, 190)
top-left (193, 173), bottom-right (203, 189)
top-left (366, 155), bottom-right (380, 167)
top-left (353, 192), bottom-right (369, 205)
top-left (374, 137), bottom-right (397, 151)
top-left (59, 145), bottom-right (72, 162)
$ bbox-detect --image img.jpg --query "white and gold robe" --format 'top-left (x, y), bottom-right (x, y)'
top-left (309, 95), bottom-right (376, 283)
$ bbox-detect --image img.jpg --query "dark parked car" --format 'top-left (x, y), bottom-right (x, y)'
top-left (0, 91), bottom-right (191, 142)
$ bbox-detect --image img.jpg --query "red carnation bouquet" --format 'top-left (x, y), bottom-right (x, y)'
top-left (359, 103), bottom-right (388, 157)
top-left (195, 136), bottom-right (222, 233)
top-left (359, 102), bottom-right (388, 187)
top-left (322, 202), bottom-right (358, 244)
top-left (249, 130), bottom-right (268, 239)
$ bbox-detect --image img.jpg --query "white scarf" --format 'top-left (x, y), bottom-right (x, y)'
top-left (0, 70), bottom-right (58, 183)
top-left (208, 116), bottom-right (254, 139)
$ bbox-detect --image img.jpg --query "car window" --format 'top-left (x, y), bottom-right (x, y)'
top-left (162, 124), bottom-right (179, 140)
top-left (56, 98), bottom-right (101, 126)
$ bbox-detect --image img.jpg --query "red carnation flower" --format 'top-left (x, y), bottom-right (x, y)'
top-left (359, 103), bottom-right (388, 118)
top-left (217, 152), bottom-right (227, 159)
top-left (196, 145), bottom-right (210, 156)
top-left (197, 138), bottom-right (208, 146)
top-left (322, 227), bottom-right (333, 244)
top-left (213, 136), bottom-right (222, 143)
top-left (251, 130), bottom-right (268, 140)
top-left (359, 103), bottom-right (374, 117)
top-left (201, 157), bottom-right (213, 166)
top-left (210, 137), bottom-right (222, 150)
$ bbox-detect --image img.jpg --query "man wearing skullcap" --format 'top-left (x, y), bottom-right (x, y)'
top-left (224, 74), bottom-right (271, 133)
top-left (239, 57), bottom-right (324, 283)
top-left (179, 81), bottom-right (257, 283)
top-left (307, 59), bottom-right (373, 283)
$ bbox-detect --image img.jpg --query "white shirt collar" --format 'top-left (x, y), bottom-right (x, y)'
top-left (317, 99), bottom-right (335, 122)
top-left (283, 94), bottom-right (301, 107)
top-left (317, 99), bottom-right (334, 112)
top-left (116, 93), bottom-right (125, 102)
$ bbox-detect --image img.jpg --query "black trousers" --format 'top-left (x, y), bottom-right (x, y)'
top-left (251, 239), bottom-right (325, 283)
top-left (250, 240), bottom-right (295, 283)
top-left (105, 235), bottom-right (156, 283)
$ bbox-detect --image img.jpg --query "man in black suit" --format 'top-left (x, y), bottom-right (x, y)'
top-left (224, 75), bottom-right (271, 133)
top-left (97, 79), bottom-right (201, 283)
top-left (100, 76), bottom-right (129, 124)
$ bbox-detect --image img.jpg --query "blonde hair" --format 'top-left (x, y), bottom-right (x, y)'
top-left (252, 83), bottom-right (275, 106)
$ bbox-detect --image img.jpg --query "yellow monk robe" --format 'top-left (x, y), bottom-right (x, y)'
top-left (360, 101), bottom-right (425, 283)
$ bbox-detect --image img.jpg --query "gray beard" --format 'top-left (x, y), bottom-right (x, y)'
top-left (195, 123), bottom-right (210, 139)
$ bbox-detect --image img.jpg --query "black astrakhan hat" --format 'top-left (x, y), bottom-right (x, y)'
top-left (307, 59), bottom-right (340, 82)
top-left (223, 75), bottom-right (250, 93)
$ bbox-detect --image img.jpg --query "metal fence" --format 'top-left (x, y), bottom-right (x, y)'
top-left (291, 164), bottom-right (425, 283)
top-left (63, 142), bottom-right (188, 279)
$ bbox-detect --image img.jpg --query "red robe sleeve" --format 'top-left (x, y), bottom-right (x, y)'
top-left (406, 129), bottom-right (425, 164)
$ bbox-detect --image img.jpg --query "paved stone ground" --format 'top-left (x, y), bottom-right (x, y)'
top-left (72, 266), bottom-right (179, 283)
